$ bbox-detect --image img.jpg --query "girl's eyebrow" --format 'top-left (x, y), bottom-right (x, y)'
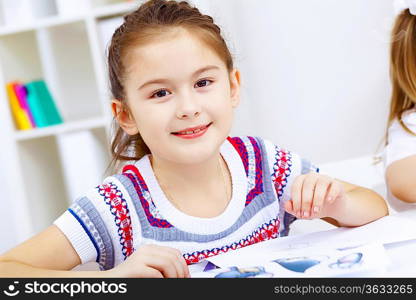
top-left (137, 65), bottom-right (220, 90)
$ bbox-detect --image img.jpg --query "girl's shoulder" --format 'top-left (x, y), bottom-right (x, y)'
top-left (226, 135), bottom-right (290, 155)
top-left (228, 135), bottom-right (302, 159)
top-left (228, 135), bottom-right (318, 175)
top-left (401, 108), bottom-right (416, 124)
top-left (385, 109), bottom-right (416, 168)
top-left (389, 109), bottom-right (416, 132)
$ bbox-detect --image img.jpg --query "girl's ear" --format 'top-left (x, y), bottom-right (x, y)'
top-left (229, 69), bottom-right (241, 108)
top-left (111, 100), bottom-right (140, 135)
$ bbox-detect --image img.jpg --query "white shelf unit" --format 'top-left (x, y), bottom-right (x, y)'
top-left (0, 0), bottom-right (141, 246)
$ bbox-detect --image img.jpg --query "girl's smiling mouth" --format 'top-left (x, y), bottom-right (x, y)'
top-left (171, 122), bottom-right (212, 139)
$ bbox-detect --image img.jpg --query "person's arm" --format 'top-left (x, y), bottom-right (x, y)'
top-left (285, 173), bottom-right (388, 228)
top-left (0, 225), bottom-right (106, 277)
top-left (385, 155), bottom-right (416, 203)
top-left (321, 179), bottom-right (388, 227)
top-left (0, 225), bottom-right (189, 278)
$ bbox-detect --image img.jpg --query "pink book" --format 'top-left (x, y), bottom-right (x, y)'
top-left (13, 82), bottom-right (36, 128)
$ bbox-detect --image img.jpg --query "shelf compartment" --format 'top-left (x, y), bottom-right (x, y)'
top-left (0, 0), bottom-right (58, 28)
top-left (0, 30), bottom-right (43, 83)
top-left (36, 20), bottom-right (103, 123)
top-left (56, 126), bottom-right (111, 203)
top-left (17, 136), bottom-right (69, 233)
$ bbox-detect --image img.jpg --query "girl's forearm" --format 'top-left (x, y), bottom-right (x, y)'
top-left (0, 261), bottom-right (112, 278)
top-left (325, 187), bottom-right (388, 227)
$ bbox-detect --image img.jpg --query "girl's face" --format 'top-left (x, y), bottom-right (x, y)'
top-left (117, 28), bottom-right (240, 164)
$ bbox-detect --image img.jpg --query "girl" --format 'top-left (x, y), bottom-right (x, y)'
top-left (384, 1), bottom-right (416, 211)
top-left (0, 0), bottom-right (387, 278)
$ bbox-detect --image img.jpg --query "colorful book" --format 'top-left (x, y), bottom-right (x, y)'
top-left (13, 82), bottom-right (36, 128)
top-left (5, 82), bottom-right (32, 130)
top-left (25, 80), bottom-right (63, 127)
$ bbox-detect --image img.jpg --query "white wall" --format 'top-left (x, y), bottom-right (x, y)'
top-left (197, 0), bottom-right (394, 164)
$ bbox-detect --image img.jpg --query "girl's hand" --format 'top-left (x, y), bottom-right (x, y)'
top-left (106, 244), bottom-right (190, 278)
top-left (284, 173), bottom-right (347, 219)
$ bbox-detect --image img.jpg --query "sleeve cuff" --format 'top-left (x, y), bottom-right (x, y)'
top-left (53, 210), bottom-right (97, 265)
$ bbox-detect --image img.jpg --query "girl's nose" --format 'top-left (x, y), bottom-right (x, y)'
top-left (177, 110), bottom-right (200, 119)
top-left (175, 92), bottom-right (202, 119)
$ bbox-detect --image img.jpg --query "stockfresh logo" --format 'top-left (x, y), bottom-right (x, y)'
top-left (3, 281), bottom-right (20, 297)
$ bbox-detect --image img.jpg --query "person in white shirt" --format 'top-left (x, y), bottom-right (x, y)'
top-left (384, 1), bottom-right (416, 211)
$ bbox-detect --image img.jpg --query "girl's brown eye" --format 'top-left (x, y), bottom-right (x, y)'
top-left (152, 89), bottom-right (170, 98)
top-left (195, 79), bottom-right (212, 88)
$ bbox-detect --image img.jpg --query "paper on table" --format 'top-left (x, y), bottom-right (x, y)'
top-left (383, 239), bottom-right (416, 277)
top-left (206, 215), bottom-right (416, 269)
top-left (188, 260), bottom-right (210, 274)
top-left (191, 243), bottom-right (390, 278)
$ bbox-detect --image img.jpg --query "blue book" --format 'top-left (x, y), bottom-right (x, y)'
top-left (26, 80), bottom-right (63, 127)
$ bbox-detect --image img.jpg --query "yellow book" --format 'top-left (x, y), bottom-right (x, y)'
top-left (6, 82), bottom-right (32, 130)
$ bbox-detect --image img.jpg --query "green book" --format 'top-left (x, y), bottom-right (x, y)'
top-left (26, 80), bottom-right (63, 128)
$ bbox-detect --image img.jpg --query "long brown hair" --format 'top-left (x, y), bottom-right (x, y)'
top-left (107, 0), bottom-right (234, 172)
top-left (387, 9), bottom-right (416, 143)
